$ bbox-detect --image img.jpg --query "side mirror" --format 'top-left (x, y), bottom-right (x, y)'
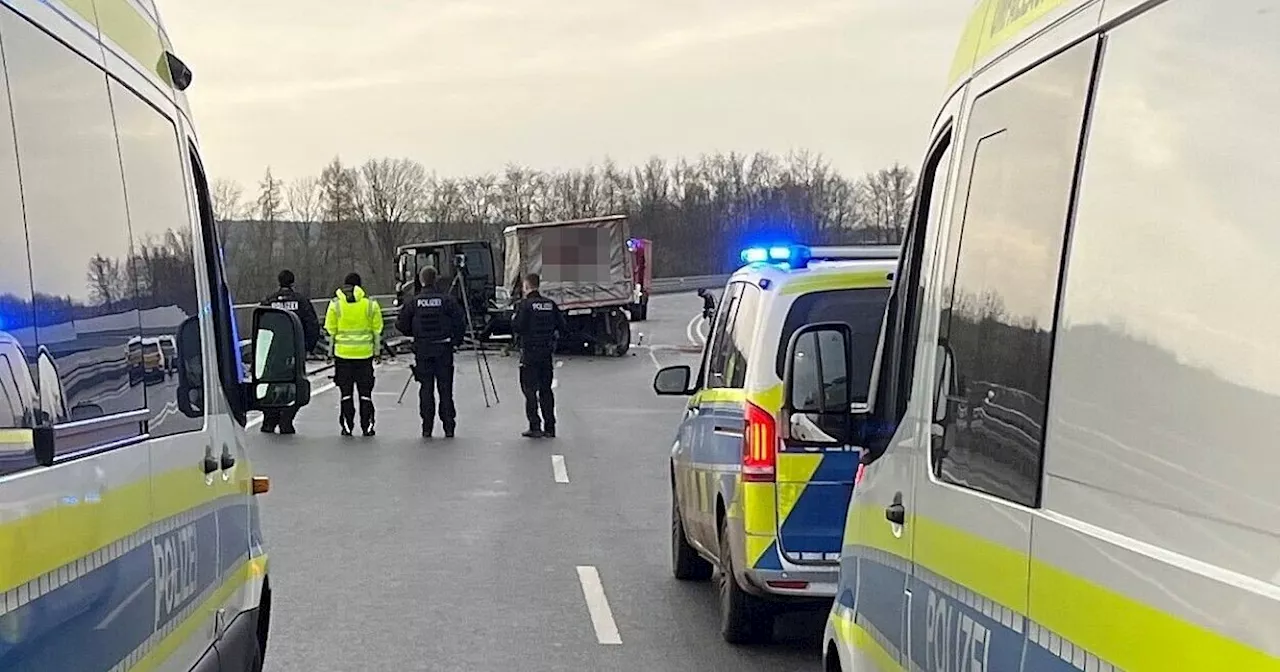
top-left (782, 322), bottom-right (854, 446)
top-left (653, 365), bottom-right (692, 396)
top-left (176, 316), bottom-right (205, 418)
top-left (247, 307), bottom-right (312, 411)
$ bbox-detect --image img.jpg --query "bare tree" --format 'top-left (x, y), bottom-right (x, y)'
top-left (86, 254), bottom-right (126, 307)
top-left (857, 164), bottom-right (915, 244)
top-left (287, 176), bottom-right (322, 296)
top-left (212, 178), bottom-right (247, 223)
top-left (358, 158), bottom-right (427, 289)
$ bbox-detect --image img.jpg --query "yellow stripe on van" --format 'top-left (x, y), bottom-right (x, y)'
top-left (0, 462), bottom-right (248, 594)
top-left (948, 0), bottom-right (1072, 85)
top-left (848, 504), bottom-right (1280, 670)
top-left (778, 270), bottom-right (892, 296)
top-left (60, 0), bottom-right (173, 85)
top-left (830, 609), bottom-right (904, 672)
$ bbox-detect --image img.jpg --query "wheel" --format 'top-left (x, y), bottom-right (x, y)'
top-left (717, 518), bottom-right (773, 645)
top-left (610, 310), bottom-right (630, 357)
top-left (672, 491), bottom-right (712, 581)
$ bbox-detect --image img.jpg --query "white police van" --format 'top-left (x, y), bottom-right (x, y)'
top-left (0, 1), bottom-right (312, 670)
top-left (824, 1), bottom-right (1280, 670)
top-left (654, 243), bottom-right (896, 644)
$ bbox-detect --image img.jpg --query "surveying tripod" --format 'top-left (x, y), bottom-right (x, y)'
top-left (397, 262), bottom-right (501, 407)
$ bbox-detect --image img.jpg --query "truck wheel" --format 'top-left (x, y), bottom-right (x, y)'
top-left (672, 492), bottom-right (712, 581)
top-left (610, 311), bottom-right (630, 356)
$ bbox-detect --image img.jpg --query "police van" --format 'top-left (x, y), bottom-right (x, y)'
top-left (0, 1), bottom-right (312, 670)
top-left (822, 0), bottom-right (1280, 670)
top-left (653, 243), bottom-right (897, 644)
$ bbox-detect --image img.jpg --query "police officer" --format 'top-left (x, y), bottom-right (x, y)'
top-left (259, 269), bottom-right (320, 434)
top-left (512, 272), bottom-right (567, 438)
top-left (324, 272), bottom-right (383, 437)
top-left (396, 266), bottom-right (466, 438)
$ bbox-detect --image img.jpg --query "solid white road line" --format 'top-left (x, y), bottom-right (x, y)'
top-left (696, 317), bottom-right (708, 343)
top-left (576, 566), bottom-right (622, 645)
top-left (551, 378), bottom-right (559, 390)
top-left (647, 347), bottom-right (662, 370)
top-left (246, 378), bottom-right (340, 429)
top-left (552, 454), bottom-right (569, 483)
top-left (685, 314), bottom-right (701, 346)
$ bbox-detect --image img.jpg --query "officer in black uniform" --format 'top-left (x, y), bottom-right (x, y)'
top-left (259, 269), bottom-right (320, 434)
top-left (512, 272), bottom-right (567, 438)
top-left (396, 266), bottom-right (466, 438)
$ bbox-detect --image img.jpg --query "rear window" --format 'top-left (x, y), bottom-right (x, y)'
top-left (775, 287), bottom-right (890, 402)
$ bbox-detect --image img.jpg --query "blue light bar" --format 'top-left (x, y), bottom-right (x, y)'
top-left (741, 244), bottom-right (810, 266)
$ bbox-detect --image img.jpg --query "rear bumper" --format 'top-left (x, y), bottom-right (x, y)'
top-left (727, 521), bottom-right (839, 603)
top-left (741, 565), bottom-right (839, 602)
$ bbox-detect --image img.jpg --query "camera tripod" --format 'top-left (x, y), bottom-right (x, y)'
top-left (396, 265), bottom-right (501, 407)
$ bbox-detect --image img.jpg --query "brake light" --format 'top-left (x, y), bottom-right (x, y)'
top-left (855, 463), bottom-right (866, 487)
top-left (742, 402), bottom-right (777, 482)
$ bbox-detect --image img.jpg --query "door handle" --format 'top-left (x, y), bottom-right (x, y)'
top-left (220, 446), bottom-right (236, 471)
top-left (885, 491), bottom-right (906, 526)
top-left (202, 454), bottom-right (219, 475)
top-left (885, 503), bottom-right (905, 525)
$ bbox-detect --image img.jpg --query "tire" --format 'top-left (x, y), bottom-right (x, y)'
top-left (671, 492), bottom-right (713, 581)
top-left (717, 518), bottom-right (773, 645)
top-left (611, 311), bottom-right (631, 357)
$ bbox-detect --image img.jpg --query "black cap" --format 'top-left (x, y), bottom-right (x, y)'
top-left (278, 269), bottom-right (295, 287)
top-left (344, 272), bottom-right (362, 286)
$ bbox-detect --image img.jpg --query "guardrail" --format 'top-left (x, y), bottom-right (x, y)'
top-left (231, 275), bottom-right (726, 316)
top-left (649, 275), bottom-right (730, 294)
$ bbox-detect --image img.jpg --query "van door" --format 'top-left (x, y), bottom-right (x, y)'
top-left (775, 286), bottom-right (889, 566)
top-left (907, 38), bottom-right (1097, 671)
top-left (687, 282), bottom-right (744, 549)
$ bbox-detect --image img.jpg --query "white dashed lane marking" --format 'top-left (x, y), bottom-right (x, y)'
top-left (576, 566), bottom-right (622, 645)
top-left (551, 455), bottom-right (569, 483)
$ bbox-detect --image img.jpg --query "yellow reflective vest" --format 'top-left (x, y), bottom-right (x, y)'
top-left (324, 285), bottom-right (383, 360)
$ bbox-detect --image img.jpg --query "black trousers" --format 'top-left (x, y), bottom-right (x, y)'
top-left (519, 356), bottom-right (555, 432)
top-left (416, 353), bottom-right (456, 432)
top-left (333, 357), bottom-right (375, 432)
top-left (260, 407), bottom-right (298, 432)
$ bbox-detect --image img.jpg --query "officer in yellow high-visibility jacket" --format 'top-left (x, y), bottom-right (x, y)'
top-left (324, 272), bottom-right (384, 436)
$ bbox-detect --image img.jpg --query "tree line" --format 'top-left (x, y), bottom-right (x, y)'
top-left (213, 151), bottom-right (916, 302)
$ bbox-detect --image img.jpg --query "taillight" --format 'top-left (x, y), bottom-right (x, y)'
top-left (742, 402), bottom-right (777, 482)
top-left (855, 462), bottom-right (866, 487)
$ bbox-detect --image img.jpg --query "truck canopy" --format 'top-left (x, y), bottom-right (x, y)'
top-left (503, 215), bottom-right (633, 309)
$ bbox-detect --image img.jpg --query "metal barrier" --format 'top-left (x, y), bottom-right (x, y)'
top-left (232, 275), bottom-right (727, 317)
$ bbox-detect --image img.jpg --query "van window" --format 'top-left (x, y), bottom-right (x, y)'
top-left (109, 80), bottom-right (206, 437)
top-left (722, 284), bottom-right (761, 388)
top-left (704, 283), bottom-right (742, 389)
top-left (1051, 1), bottom-right (1280, 533)
top-left (3, 11), bottom-right (145, 429)
top-left (932, 39), bottom-right (1097, 508)
top-left (777, 287), bottom-right (889, 403)
top-left (0, 15), bottom-right (35, 438)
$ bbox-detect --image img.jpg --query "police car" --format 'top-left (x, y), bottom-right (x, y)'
top-left (0, 1), bottom-right (312, 670)
top-left (823, 1), bottom-right (1280, 670)
top-left (653, 243), bottom-right (897, 644)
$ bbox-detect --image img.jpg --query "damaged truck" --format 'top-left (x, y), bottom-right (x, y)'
top-left (503, 214), bottom-right (634, 357)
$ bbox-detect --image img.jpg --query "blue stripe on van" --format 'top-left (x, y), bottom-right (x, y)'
top-left (843, 547), bottom-right (1095, 672)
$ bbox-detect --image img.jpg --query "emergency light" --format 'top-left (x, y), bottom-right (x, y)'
top-left (739, 243), bottom-right (898, 269)
top-left (740, 244), bottom-right (811, 266)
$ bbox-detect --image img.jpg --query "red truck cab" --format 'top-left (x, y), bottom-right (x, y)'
top-left (627, 238), bottom-right (652, 321)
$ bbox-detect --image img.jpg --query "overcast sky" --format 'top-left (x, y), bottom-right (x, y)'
top-left (159, 0), bottom-right (973, 189)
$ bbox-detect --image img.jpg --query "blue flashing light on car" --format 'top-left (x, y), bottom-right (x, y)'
top-left (740, 244), bottom-right (811, 266)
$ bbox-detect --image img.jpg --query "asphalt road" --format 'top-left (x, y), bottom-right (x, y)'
top-left (248, 291), bottom-right (824, 672)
